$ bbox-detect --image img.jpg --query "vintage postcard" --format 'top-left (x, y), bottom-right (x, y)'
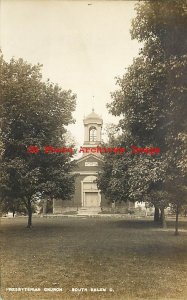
top-left (1, 1), bottom-right (187, 300)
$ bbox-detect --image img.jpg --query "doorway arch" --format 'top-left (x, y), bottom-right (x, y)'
top-left (81, 176), bottom-right (101, 207)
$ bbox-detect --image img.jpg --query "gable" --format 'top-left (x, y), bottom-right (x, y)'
top-left (73, 154), bottom-right (103, 172)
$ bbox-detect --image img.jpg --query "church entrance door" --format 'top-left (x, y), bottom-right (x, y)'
top-left (84, 192), bottom-right (99, 207)
top-left (82, 175), bottom-right (101, 208)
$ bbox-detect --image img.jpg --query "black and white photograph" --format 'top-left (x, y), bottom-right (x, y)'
top-left (0, 1), bottom-right (187, 299)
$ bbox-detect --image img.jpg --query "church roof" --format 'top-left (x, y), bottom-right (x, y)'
top-left (84, 109), bottom-right (102, 121)
top-left (75, 153), bottom-right (103, 163)
top-left (83, 109), bottom-right (103, 126)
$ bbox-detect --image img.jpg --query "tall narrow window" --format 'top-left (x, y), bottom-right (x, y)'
top-left (89, 127), bottom-right (97, 142)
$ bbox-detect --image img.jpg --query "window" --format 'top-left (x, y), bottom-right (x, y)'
top-left (89, 127), bottom-right (97, 142)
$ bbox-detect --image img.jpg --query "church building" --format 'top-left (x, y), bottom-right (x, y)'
top-left (53, 110), bottom-right (134, 215)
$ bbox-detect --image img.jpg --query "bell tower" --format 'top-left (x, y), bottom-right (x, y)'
top-left (83, 109), bottom-right (103, 148)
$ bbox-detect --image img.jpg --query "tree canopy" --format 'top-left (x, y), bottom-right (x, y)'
top-left (98, 0), bottom-right (187, 232)
top-left (0, 54), bottom-right (76, 226)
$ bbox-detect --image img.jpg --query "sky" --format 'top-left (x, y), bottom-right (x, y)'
top-left (0, 0), bottom-right (141, 147)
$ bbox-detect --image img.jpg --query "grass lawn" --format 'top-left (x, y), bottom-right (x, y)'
top-left (1, 216), bottom-right (187, 300)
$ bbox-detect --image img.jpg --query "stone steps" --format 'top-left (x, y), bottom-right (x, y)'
top-left (77, 206), bottom-right (102, 215)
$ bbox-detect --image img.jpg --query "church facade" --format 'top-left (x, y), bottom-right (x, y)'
top-left (53, 110), bottom-right (134, 215)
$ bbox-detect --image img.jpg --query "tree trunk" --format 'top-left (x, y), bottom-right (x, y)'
top-left (154, 206), bottom-right (160, 222)
top-left (160, 208), bottom-right (167, 228)
top-left (27, 199), bottom-right (32, 228)
top-left (175, 204), bottom-right (179, 236)
top-left (12, 208), bottom-right (15, 217)
top-left (43, 199), bottom-right (47, 214)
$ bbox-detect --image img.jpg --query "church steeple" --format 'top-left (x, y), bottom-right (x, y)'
top-left (83, 110), bottom-right (103, 148)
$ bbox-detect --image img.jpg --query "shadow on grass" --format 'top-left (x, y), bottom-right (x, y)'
top-left (114, 219), bottom-right (159, 229)
top-left (1, 217), bottom-right (187, 237)
top-left (114, 218), bottom-right (187, 230)
top-left (30, 218), bottom-right (159, 232)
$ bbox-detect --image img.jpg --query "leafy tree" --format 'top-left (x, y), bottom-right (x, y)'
top-left (97, 125), bottom-right (129, 205)
top-left (131, 0), bottom-right (187, 57)
top-left (99, 1), bottom-right (187, 232)
top-left (0, 54), bottom-right (76, 227)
